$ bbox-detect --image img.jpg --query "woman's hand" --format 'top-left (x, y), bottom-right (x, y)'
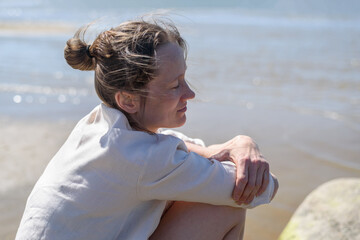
top-left (209, 135), bottom-right (270, 205)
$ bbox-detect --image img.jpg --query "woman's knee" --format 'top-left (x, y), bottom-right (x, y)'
top-left (171, 201), bottom-right (245, 220)
top-left (151, 202), bottom-right (246, 240)
top-left (200, 203), bottom-right (246, 223)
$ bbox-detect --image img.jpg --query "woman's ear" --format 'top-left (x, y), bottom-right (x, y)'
top-left (114, 91), bottom-right (140, 114)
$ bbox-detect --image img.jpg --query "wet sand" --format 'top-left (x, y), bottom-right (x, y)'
top-left (1, 101), bottom-right (359, 240)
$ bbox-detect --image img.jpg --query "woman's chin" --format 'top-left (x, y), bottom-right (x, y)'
top-left (167, 115), bottom-right (187, 129)
top-left (177, 114), bottom-right (187, 127)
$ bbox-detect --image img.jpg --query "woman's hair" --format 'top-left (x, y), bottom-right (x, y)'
top-left (64, 17), bottom-right (187, 130)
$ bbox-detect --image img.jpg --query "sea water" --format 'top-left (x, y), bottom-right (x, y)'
top-left (1, 0), bottom-right (359, 164)
top-left (1, 0), bottom-right (359, 123)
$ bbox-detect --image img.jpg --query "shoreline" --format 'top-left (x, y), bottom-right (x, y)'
top-left (0, 21), bottom-right (77, 37)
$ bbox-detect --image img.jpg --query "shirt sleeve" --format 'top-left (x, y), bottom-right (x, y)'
top-left (136, 136), bottom-right (275, 209)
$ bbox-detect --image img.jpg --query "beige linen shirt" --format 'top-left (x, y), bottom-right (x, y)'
top-left (16, 103), bottom-right (275, 240)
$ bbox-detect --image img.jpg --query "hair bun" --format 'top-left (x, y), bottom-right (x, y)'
top-left (64, 37), bottom-right (96, 71)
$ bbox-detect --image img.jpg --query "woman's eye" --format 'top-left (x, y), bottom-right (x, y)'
top-left (172, 81), bottom-right (180, 89)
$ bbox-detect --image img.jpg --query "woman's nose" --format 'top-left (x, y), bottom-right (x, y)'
top-left (182, 81), bottom-right (195, 101)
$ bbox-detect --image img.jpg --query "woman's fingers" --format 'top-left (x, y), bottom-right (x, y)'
top-left (238, 159), bottom-right (262, 204)
top-left (256, 164), bottom-right (270, 197)
top-left (232, 157), bottom-right (249, 202)
top-left (244, 165), bottom-right (265, 204)
top-left (238, 162), bottom-right (257, 203)
top-left (232, 156), bottom-right (270, 205)
top-left (226, 136), bottom-right (271, 205)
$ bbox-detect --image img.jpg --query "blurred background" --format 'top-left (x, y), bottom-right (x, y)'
top-left (1, 0), bottom-right (359, 239)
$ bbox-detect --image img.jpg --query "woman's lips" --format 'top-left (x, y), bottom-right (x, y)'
top-left (177, 105), bottom-right (187, 112)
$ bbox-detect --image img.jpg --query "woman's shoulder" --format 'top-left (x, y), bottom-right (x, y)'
top-left (73, 104), bottom-right (189, 165)
top-left (107, 128), bottom-right (187, 159)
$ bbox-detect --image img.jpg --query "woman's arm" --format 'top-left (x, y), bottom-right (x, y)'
top-left (185, 135), bottom-right (278, 205)
top-left (137, 146), bottom-right (277, 209)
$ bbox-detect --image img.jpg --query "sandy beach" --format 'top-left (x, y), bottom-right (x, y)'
top-left (0, 117), bottom-right (74, 239)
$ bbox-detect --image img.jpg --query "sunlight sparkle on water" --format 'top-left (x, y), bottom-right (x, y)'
top-left (13, 95), bottom-right (22, 103)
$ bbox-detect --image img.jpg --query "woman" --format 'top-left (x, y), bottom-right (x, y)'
top-left (16, 18), bottom-right (278, 240)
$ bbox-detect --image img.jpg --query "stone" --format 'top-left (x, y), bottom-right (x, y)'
top-left (278, 178), bottom-right (360, 240)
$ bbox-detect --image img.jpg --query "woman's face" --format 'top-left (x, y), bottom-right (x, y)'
top-left (138, 42), bottom-right (195, 132)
